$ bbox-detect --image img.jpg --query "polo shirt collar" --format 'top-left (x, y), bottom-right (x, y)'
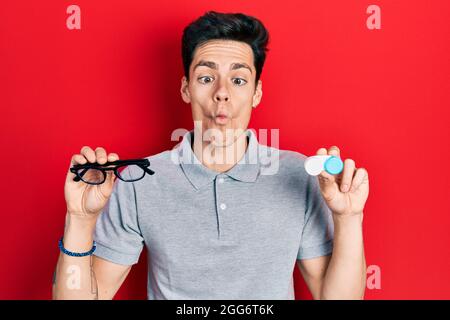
top-left (177, 129), bottom-right (261, 190)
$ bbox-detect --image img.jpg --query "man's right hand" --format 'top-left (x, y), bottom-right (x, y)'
top-left (54, 146), bottom-right (131, 300)
top-left (64, 146), bottom-right (119, 219)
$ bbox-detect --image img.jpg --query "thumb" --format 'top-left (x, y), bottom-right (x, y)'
top-left (108, 170), bottom-right (116, 183)
top-left (317, 171), bottom-right (338, 201)
top-left (99, 171), bottom-right (116, 196)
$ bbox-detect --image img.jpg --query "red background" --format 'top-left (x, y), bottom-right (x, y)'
top-left (1, 0), bottom-right (449, 299)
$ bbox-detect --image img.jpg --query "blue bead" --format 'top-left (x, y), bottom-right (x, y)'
top-left (58, 236), bottom-right (96, 257)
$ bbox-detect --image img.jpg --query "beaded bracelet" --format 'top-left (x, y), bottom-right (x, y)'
top-left (58, 237), bottom-right (96, 257)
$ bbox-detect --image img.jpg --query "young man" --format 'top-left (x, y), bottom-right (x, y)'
top-left (53, 11), bottom-right (369, 300)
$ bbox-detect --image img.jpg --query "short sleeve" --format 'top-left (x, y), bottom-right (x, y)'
top-left (297, 174), bottom-right (334, 260)
top-left (93, 167), bottom-right (144, 265)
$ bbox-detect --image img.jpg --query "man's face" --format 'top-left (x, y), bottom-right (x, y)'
top-left (180, 39), bottom-right (262, 147)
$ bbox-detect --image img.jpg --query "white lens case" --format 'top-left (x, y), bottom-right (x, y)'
top-left (304, 155), bottom-right (344, 176)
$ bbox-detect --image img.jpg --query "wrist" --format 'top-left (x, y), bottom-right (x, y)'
top-left (66, 209), bottom-right (99, 222)
top-left (332, 211), bottom-right (364, 226)
top-left (65, 212), bottom-right (98, 231)
top-left (63, 212), bottom-right (98, 252)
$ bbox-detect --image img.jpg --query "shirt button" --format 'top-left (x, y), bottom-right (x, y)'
top-left (218, 177), bottom-right (225, 184)
top-left (220, 203), bottom-right (227, 210)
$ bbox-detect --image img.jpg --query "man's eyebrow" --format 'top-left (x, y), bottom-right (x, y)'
top-left (230, 62), bottom-right (252, 73)
top-left (193, 60), bottom-right (252, 73)
top-left (193, 60), bottom-right (218, 71)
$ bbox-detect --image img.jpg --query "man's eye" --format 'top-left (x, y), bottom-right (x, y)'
top-left (198, 76), bottom-right (214, 84)
top-left (232, 78), bottom-right (247, 86)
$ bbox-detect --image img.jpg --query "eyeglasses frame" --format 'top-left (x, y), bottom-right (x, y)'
top-left (70, 158), bottom-right (155, 185)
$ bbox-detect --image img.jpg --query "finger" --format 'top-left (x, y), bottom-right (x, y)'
top-left (350, 167), bottom-right (369, 192)
top-left (328, 145), bottom-right (340, 157)
top-left (316, 147), bottom-right (327, 155)
top-left (67, 154), bottom-right (87, 183)
top-left (317, 147), bottom-right (336, 184)
top-left (107, 153), bottom-right (119, 162)
top-left (105, 170), bottom-right (116, 183)
top-left (319, 169), bottom-right (335, 183)
top-left (70, 154), bottom-right (87, 166)
top-left (100, 171), bottom-right (116, 196)
top-left (316, 146), bottom-right (340, 185)
top-left (317, 173), bottom-right (338, 201)
top-left (95, 147), bottom-right (108, 165)
top-left (80, 146), bottom-right (96, 163)
top-left (106, 153), bottom-right (120, 182)
top-left (340, 158), bottom-right (356, 192)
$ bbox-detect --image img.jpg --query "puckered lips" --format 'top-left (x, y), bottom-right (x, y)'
top-left (214, 111), bottom-right (229, 125)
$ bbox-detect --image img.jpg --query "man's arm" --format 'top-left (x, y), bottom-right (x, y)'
top-left (52, 213), bottom-right (132, 300)
top-left (297, 255), bottom-right (331, 299)
top-left (297, 213), bottom-right (366, 300)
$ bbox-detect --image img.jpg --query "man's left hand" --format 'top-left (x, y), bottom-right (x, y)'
top-left (315, 146), bottom-right (369, 217)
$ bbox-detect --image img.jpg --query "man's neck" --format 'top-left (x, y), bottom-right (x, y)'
top-left (192, 131), bottom-right (249, 173)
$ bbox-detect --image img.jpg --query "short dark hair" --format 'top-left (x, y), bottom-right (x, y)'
top-left (182, 11), bottom-right (270, 83)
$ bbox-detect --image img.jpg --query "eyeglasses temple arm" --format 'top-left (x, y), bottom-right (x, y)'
top-left (72, 168), bottom-right (89, 182)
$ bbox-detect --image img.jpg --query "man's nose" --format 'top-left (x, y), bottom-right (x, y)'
top-left (214, 82), bottom-right (230, 102)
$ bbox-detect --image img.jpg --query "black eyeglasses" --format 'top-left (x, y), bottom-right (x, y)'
top-left (70, 158), bottom-right (155, 185)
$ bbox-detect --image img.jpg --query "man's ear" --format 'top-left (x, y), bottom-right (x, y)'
top-left (252, 80), bottom-right (263, 108)
top-left (180, 76), bottom-right (191, 103)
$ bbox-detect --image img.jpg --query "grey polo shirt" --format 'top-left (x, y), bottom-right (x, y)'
top-left (93, 129), bottom-right (334, 300)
